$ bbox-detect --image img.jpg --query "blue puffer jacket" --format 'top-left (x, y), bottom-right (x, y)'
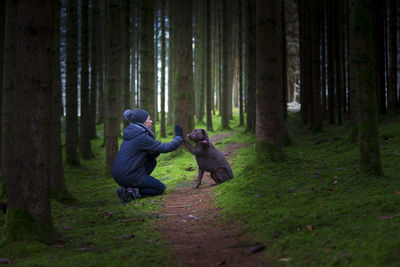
top-left (112, 123), bottom-right (183, 187)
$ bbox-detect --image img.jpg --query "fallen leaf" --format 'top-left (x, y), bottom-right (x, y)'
top-left (216, 260), bottom-right (226, 265)
top-left (306, 225), bottom-right (313, 231)
top-left (395, 190), bottom-right (400, 195)
top-left (333, 180), bottom-right (338, 185)
top-left (279, 258), bottom-right (291, 262)
top-left (328, 188), bottom-right (335, 191)
top-left (272, 230), bottom-right (282, 239)
top-left (380, 215), bottom-right (392, 220)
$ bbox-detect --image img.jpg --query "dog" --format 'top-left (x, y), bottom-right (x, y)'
top-left (184, 128), bottom-right (233, 188)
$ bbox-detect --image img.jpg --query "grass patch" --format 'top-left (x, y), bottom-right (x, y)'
top-left (214, 112), bottom-right (400, 266)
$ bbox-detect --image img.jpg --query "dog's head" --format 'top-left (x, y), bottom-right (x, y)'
top-left (187, 128), bottom-right (209, 142)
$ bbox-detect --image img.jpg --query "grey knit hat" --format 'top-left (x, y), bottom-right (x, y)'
top-left (123, 109), bottom-right (149, 123)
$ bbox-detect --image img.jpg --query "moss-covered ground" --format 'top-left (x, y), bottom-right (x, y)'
top-left (0, 111), bottom-right (400, 266)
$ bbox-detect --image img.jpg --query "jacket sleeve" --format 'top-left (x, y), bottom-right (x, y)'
top-left (140, 135), bottom-right (183, 154)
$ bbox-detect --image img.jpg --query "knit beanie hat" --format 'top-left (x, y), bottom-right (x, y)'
top-left (123, 109), bottom-right (149, 123)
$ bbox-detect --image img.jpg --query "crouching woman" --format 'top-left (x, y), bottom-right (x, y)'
top-left (112, 108), bottom-right (183, 202)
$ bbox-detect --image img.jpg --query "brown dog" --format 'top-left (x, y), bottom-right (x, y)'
top-left (184, 129), bottom-right (233, 188)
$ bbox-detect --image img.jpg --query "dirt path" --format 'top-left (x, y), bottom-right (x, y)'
top-left (156, 133), bottom-right (268, 266)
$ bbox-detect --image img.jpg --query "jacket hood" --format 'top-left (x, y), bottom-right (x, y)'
top-left (123, 123), bottom-right (155, 141)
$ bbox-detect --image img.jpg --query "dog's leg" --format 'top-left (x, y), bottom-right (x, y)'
top-left (194, 169), bottom-right (205, 188)
top-left (184, 138), bottom-right (195, 154)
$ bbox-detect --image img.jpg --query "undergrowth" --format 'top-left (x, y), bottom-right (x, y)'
top-left (215, 112), bottom-right (400, 266)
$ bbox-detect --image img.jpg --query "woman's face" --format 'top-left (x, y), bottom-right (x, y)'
top-left (143, 116), bottom-right (152, 128)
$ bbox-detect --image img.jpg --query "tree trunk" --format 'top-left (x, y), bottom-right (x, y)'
top-left (256, 0), bottom-right (285, 161)
top-left (89, 0), bottom-right (99, 139)
top-left (139, 0), bottom-right (156, 134)
top-left (311, 0), bottom-right (323, 132)
top-left (0, 0), bottom-right (5, 168)
top-left (327, 0), bottom-right (336, 124)
top-left (387, 0), bottom-right (397, 113)
top-left (321, 0), bottom-right (328, 118)
top-left (96, 0), bottom-right (105, 125)
top-left (245, 0), bottom-right (256, 133)
top-left (79, 0), bottom-right (94, 159)
top-left (160, 0), bottom-right (166, 137)
top-left (336, 0), bottom-right (345, 125)
top-left (172, 0), bottom-right (193, 133)
top-left (350, 0), bottom-right (382, 176)
top-left (1, 0), bottom-right (17, 197)
top-left (372, 0), bottom-right (386, 117)
top-left (51, 0), bottom-right (75, 203)
top-left (221, 0), bottom-right (233, 129)
top-left (206, 0), bottom-right (213, 131)
top-left (104, 0), bottom-right (121, 169)
top-left (121, 0), bottom-right (131, 130)
top-left (238, 0), bottom-right (244, 126)
top-left (348, 0), bottom-right (358, 142)
top-left (66, 0), bottom-right (80, 165)
top-left (167, 0), bottom-right (175, 126)
top-left (3, 0), bottom-right (55, 243)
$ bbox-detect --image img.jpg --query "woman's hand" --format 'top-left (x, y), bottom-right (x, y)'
top-left (174, 125), bottom-right (183, 137)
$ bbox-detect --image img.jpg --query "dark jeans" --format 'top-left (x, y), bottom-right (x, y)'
top-left (137, 159), bottom-right (166, 196)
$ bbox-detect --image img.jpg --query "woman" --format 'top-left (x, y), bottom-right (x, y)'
top-left (112, 108), bottom-right (183, 202)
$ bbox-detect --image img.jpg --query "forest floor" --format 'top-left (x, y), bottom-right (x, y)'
top-left (156, 133), bottom-right (268, 266)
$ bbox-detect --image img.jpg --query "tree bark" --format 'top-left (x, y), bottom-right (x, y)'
top-left (3, 0), bottom-right (56, 243)
top-left (221, 0), bottom-right (233, 129)
top-left (89, 0), bottom-right (99, 139)
top-left (311, 0), bottom-right (323, 132)
top-left (104, 0), bottom-right (121, 169)
top-left (387, 0), bottom-right (398, 113)
top-left (160, 0), bottom-right (166, 137)
top-left (122, 0), bottom-right (131, 129)
top-left (80, 0), bottom-right (94, 159)
top-left (327, 0), bottom-right (336, 124)
top-left (206, 0), bottom-right (213, 131)
top-left (96, 0), bottom-right (105, 125)
top-left (256, 0), bottom-right (285, 161)
top-left (172, 0), bottom-right (193, 133)
top-left (0, 0), bottom-right (5, 168)
top-left (50, 0), bottom-right (75, 203)
top-left (66, 0), bottom-right (80, 165)
top-left (245, 0), bottom-right (256, 133)
top-left (139, 0), bottom-right (156, 134)
top-left (350, 0), bottom-right (382, 176)
top-left (1, 0), bottom-right (17, 197)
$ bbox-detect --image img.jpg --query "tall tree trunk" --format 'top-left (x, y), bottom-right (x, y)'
top-left (1, 0), bottom-right (17, 197)
top-left (167, 0), bottom-right (175, 126)
top-left (321, 0), bottom-right (328, 118)
top-left (327, 0), bottom-right (336, 124)
top-left (66, 0), bottom-right (80, 165)
top-left (373, 0), bottom-right (386, 116)
top-left (80, 0), bottom-right (94, 159)
top-left (96, 0), bottom-right (105, 125)
top-left (0, 0), bottom-right (5, 168)
top-left (238, 0), bottom-right (244, 126)
top-left (139, 0), bottom-right (156, 134)
top-left (122, 0), bottom-right (131, 129)
top-left (311, 0), bottom-right (323, 132)
top-left (256, 0), bottom-right (285, 161)
top-left (221, 0), bottom-right (233, 129)
top-left (172, 0), bottom-right (193, 133)
top-left (387, 0), bottom-right (398, 113)
top-left (160, 0), bottom-right (166, 137)
top-left (350, 0), bottom-right (382, 176)
top-left (89, 0), bottom-right (99, 139)
top-left (206, 0), bottom-right (213, 131)
top-left (348, 0), bottom-right (358, 142)
top-left (104, 0), bottom-right (121, 169)
top-left (3, 0), bottom-right (55, 243)
top-left (245, 0), bottom-right (256, 133)
top-left (336, 0), bottom-right (345, 125)
top-left (51, 0), bottom-right (75, 203)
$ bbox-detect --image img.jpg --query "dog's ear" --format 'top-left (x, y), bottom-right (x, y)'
top-left (201, 129), bottom-right (209, 142)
